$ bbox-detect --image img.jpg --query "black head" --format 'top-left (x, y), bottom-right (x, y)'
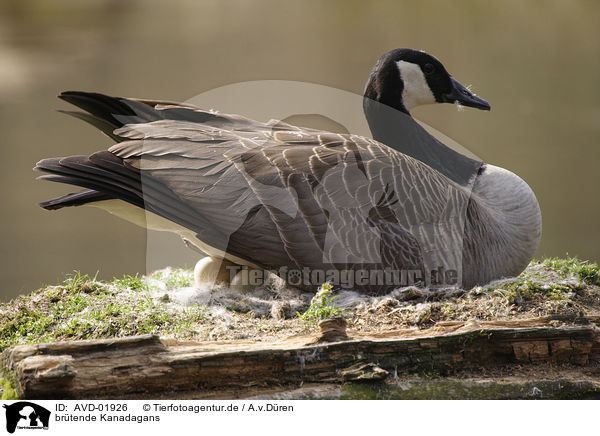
top-left (364, 48), bottom-right (490, 114)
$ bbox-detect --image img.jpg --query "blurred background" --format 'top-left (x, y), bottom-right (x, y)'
top-left (0, 0), bottom-right (598, 300)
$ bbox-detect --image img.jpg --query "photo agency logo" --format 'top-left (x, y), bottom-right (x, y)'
top-left (131, 80), bottom-right (482, 291)
top-left (3, 402), bottom-right (50, 433)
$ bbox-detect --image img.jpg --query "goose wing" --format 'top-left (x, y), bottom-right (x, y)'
top-left (37, 93), bottom-right (472, 291)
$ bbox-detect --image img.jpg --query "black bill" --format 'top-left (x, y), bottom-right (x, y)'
top-left (442, 77), bottom-right (491, 110)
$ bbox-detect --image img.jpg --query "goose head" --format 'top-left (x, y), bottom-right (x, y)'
top-left (364, 48), bottom-right (490, 115)
top-left (363, 48), bottom-right (489, 187)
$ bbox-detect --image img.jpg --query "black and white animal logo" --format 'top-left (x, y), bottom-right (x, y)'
top-left (3, 402), bottom-right (50, 433)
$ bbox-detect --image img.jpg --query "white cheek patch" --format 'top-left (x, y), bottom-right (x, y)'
top-left (396, 60), bottom-right (436, 110)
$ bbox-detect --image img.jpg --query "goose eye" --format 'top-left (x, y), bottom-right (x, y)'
top-left (423, 63), bottom-right (435, 75)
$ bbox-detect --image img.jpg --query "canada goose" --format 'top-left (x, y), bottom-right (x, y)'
top-left (35, 49), bottom-right (541, 294)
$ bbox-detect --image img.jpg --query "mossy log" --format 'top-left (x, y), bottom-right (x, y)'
top-left (1, 318), bottom-right (599, 399)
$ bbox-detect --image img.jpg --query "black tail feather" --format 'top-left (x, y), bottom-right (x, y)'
top-left (35, 152), bottom-right (214, 234)
top-left (57, 110), bottom-right (123, 142)
top-left (58, 91), bottom-right (233, 134)
top-left (58, 91), bottom-right (162, 130)
top-left (39, 190), bottom-right (113, 210)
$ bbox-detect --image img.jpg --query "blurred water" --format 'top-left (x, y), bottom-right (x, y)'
top-left (0, 0), bottom-right (598, 300)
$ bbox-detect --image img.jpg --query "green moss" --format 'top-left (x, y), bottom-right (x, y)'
top-left (503, 279), bottom-right (573, 305)
top-left (440, 302), bottom-right (457, 317)
top-left (576, 263), bottom-right (600, 286)
top-left (0, 306), bottom-right (54, 350)
top-left (0, 377), bottom-right (19, 400)
top-left (111, 274), bottom-right (149, 292)
top-left (542, 256), bottom-right (600, 286)
top-left (491, 257), bottom-right (600, 306)
top-left (0, 270), bottom-right (208, 351)
top-left (151, 269), bottom-right (193, 289)
top-left (297, 283), bottom-right (344, 325)
top-left (61, 271), bottom-right (107, 294)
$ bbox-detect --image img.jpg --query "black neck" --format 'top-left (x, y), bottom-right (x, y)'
top-left (362, 96), bottom-right (483, 187)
